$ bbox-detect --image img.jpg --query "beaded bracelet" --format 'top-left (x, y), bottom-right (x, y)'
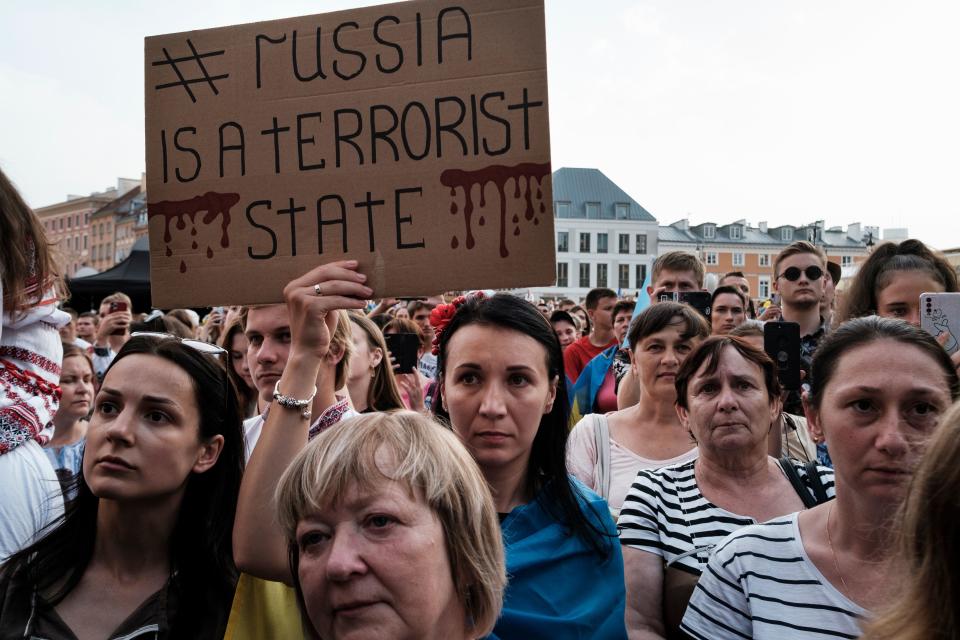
top-left (272, 381), bottom-right (317, 420)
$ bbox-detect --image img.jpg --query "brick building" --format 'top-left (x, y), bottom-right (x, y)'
top-left (34, 177), bottom-right (142, 276)
top-left (657, 219), bottom-right (878, 300)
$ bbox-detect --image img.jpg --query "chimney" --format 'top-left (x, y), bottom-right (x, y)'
top-left (758, 221), bottom-right (768, 233)
top-left (847, 223), bottom-right (861, 241)
top-left (672, 218), bottom-right (689, 231)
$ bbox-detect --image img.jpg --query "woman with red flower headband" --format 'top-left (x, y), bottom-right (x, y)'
top-left (1, 166), bottom-right (70, 560)
top-left (432, 292), bottom-right (627, 639)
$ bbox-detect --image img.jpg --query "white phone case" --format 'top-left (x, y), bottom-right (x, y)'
top-left (920, 292), bottom-right (960, 355)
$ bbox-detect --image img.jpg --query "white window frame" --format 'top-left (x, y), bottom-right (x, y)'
top-left (782, 227), bottom-right (793, 242)
top-left (758, 254), bottom-right (770, 267)
top-left (703, 225), bottom-right (716, 239)
top-left (585, 202), bottom-right (600, 218)
top-left (705, 251), bottom-right (719, 265)
top-left (730, 226), bottom-right (742, 240)
top-left (758, 276), bottom-right (771, 299)
top-left (841, 255), bottom-right (853, 267)
top-left (732, 252), bottom-right (745, 267)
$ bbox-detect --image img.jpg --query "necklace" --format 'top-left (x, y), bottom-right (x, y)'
top-left (825, 501), bottom-right (850, 593)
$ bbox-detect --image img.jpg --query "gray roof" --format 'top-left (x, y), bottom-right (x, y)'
top-left (659, 221), bottom-right (870, 249)
top-left (552, 168), bottom-right (656, 222)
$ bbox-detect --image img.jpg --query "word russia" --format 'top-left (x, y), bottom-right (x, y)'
top-left (145, 0), bottom-right (555, 308)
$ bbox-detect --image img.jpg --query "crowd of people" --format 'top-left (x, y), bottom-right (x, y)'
top-left (2, 161), bottom-right (960, 639)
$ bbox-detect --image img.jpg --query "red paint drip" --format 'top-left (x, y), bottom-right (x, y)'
top-left (165, 246), bottom-right (172, 257)
top-left (451, 236), bottom-right (459, 249)
top-left (440, 163), bottom-right (551, 258)
top-left (148, 191), bottom-right (239, 273)
top-left (206, 246), bottom-right (214, 259)
top-left (450, 201), bottom-right (458, 215)
top-left (191, 241), bottom-right (198, 250)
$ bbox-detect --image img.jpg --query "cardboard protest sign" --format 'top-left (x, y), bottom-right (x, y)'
top-left (144, 0), bottom-right (554, 308)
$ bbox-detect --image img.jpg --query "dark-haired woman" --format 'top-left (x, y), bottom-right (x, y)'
top-left (568, 303), bottom-right (708, 514)
top-left (432, 293), bottom-right (627, 639)
top-left (682, 317), bottom-right (959, 639)
top-left (618, 336), bottom-right (835, 638)
top-left (0, 334), bottom-right (245, 638)
top-left (836, 239), bottom-right (958, 327)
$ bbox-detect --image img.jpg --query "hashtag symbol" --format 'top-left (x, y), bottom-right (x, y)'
top-left (152, 39), bottom-right (229, 103)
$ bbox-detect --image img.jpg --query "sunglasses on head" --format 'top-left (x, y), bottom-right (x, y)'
top-left (130, 331), bottom-right (227, 356)
top-left (777, 265), bottom-right (823, 282)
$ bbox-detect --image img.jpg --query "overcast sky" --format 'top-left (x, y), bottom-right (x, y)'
top-left (2, 0), bottom-right (958, 249)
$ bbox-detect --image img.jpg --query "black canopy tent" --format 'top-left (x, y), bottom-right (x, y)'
top-left (66, 236), bottom-right (152, 312)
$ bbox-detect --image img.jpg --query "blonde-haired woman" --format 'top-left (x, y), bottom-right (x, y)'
top-left (860, 399), bottom-right (960, 640)
top-left (347, 314), bottom-right (404, 413)
top-left (276, 411), bottom-right (506, 640)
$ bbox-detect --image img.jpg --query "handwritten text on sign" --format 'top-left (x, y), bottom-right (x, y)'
top-left (145, 0), bottom-right (554, 307)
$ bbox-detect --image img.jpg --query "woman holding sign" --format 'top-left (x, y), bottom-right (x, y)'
top-left (232, 263), bottom-right (627, 639)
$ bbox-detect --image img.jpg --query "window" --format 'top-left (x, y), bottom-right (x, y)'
top-left (705, 251), bottom-right (718, 265)
top-left (579, 263), bottom-right (591, 288)
top-left (59, 218), bottom-right (64, 230)
top-left (557, 231), bottom-right (569, 252)
top-left (579, 232), bottom-right (591, 253)
top-left (597, 233), bottom-right (608, 254)
top-left (758, 254), bottom-right (770, 267)
top-left (557, 262), bottom-right (568, 287)
top-left (636, 264), bottom-right (647, 287)
top-left (92, 246), bottom-right (98, 260)
top-left (619, 265), bottom-right (630, 289)
top-left (597, 264), bottom-right (608, 288)
top-left (619, 234), bottom-right (630, 254)
top-left (67, 216), bottom-right (72, 229)
top-left (841, 255), bottom-right (853, 267)
top-left (555, 202), bottom-right (570, 217)
top-left (703, 225), bottom-right (715, 239)
top-left (83, 236), bottom-right (88, 250)
top-left (75, 214), bottom-right (80, 227)
top-left (730, 225), bottom-right (742, 240)
top-left (85, 213), bottom-right (90, 225)
top-left (615, 203), bottom-right (629, 219)
top-left (635, 234), bottom-right (647, 254)
top-left (585, 202), bottom-right (600, 218)
top-left (758, 276), bottom-right (771, 299)
top-left (781, 227), bottom-right (793, 242)
top-left (733, 252), bottom-right (745, 267)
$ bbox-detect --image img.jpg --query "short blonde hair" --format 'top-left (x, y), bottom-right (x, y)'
top-left (276, 411), bottom-right (505, 637)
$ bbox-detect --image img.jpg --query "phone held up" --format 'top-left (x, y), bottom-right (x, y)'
top-left (385, 333), bottom-right (421, 374)
top-left (109, 301), bottom-right (129, 336)
top-left (764, 321), bottom-right (802, 391)
top-left (920, 292), bottom-right (960, 356)
top-left (659, 291), bottom-right (712, 320)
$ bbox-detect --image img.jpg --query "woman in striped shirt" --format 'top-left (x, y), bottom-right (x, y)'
top-left (681, 316), bottom-right (960, 639)
top-left (618, 335), bottom-right (834, 638)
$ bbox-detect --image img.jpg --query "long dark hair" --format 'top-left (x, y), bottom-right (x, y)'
top-left (0, 335), bottom-right (245, 638)
top-left (807, 316), bottom-right (960, 408)
top-left (837, 239), bottom-right (958, 324)
top-left (432, 294), bottom-right (612, 557)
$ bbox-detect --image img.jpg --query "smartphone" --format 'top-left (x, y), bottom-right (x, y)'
top-left (764, 321), bottom-right (802, 390)
top-left (658, 291), bottom-right (712, 319)
top-left (385, 333), bottom-right (421, 374)
top-left (109, 301), bottom-right (129, 335)
top-left (920, 292), bottom-right (960, 355)
top-left (677, 291), bottom-right (712, 320)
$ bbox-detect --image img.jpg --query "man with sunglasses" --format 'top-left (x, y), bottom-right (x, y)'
top-left (771, 241), bottom-right (830, 414)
